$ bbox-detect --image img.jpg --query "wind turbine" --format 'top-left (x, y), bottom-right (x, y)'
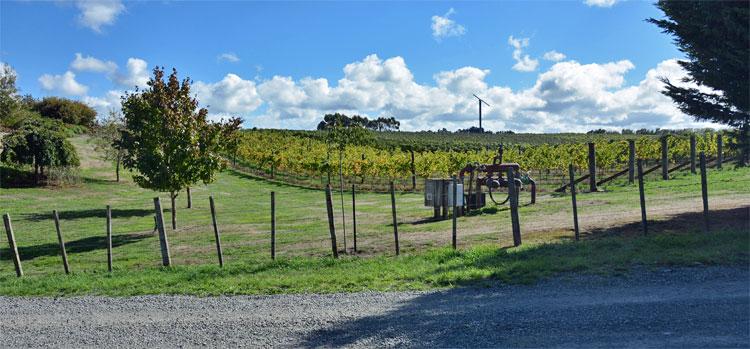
top-left (473, 94), bottom-right (490, 131)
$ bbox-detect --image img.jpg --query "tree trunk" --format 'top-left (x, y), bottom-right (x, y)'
top-left (186, 187), bottom-right (192, 208)
top-left (170, 191), bottom-right (177, 230)
top-left (115, 151), bottom-right (121, 182)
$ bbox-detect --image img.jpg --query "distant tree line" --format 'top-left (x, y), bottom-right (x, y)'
top-left (317, 113), bottom-right (400, 131)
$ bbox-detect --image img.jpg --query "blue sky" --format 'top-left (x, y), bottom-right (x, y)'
top-left (0, 0), bottom-right (714, 132)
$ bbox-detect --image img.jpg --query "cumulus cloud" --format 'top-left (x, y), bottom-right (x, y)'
top-left (194, 73), bottom-right (262, 118)
top-left (542, 50), bottom-right (566, 62)
top-left (217, 53), bottom-right (240, 63)
top-left (115, 58), bottom-right (149, 89)
top-left (38, 71), bottom-right (89, 96)
top-left (78, 54), bottom-right (719, 132)
top-left (82, 90), bottom-right (124, 117)
top-left (76, 0), bottom-right (125, 33)
top-left (431, 8), bottom-right (466, 40)
top-left (508, 36), bottom-right (539, 72)
top-left (584, 0), bottom-right (617, 7)
top-left (71, 53), bottom-right (118, 74)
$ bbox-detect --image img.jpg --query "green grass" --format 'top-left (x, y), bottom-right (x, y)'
top-left (0, 135), bottom-right (748, 296)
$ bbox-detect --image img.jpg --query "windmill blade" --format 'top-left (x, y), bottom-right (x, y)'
top-left (473, 94), bottom-right (491, 107)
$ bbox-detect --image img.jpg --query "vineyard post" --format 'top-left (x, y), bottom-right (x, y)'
top-left (506, 168), bottom-right (522, 247)
top-left (53, 210), bottom-right (70, 274)
top-left (153, 197), bottom-right (172, 266)
top-left (628, 140), bottom-right (636, 184)
top-left (690, 135), bottom-right (697, 174)
top-left (699, 152), bottom-right (709, 233)
top-left (351, 184), bottom-right (357, 253)
top-left (325, 184), bottom-right (338, 258)
top-left (106, 205), bottom-right (112, 273)
top-left (568, 165), bottom-right (580, 241)
top-left (390, 181), bottom-right (400, 256)
top-left (661, 136), bottom-right (669, 180)
top-left (209, 196), bottom-right (224, 267)
top-left (451, 175), bottom-right (457, 249)
top-left (3, 214), bottom-right (23, 277)
top-left (587, 142), bottom-right (597, 192)
top-left (410, 147), bottom-right (416, 191)
top-left (637, 160), bottom-right (648, 235)
top-left (498, 144), bottom-right (504, 163)
top-left (717, 134), bottom-right (723, 169)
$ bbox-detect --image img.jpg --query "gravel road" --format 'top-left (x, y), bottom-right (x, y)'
top-left (1, 266), bottom-right (748, 348)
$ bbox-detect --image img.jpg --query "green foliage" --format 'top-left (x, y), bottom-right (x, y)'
top-left (0, 118), bottom-right (80, 183)
top-left (648, 1), bottom-right (749, 165)
top-left (317, 112), bottom-right (400, 131)
top-left (32, 96), bottom-right (97, 127)
top-left (118, 67), bottom-right (241, 196)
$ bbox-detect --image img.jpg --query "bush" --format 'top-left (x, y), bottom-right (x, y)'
top-left (0, 119), bottom-right (80, 184)
top-left (32, 97), bottom-right (97, 127)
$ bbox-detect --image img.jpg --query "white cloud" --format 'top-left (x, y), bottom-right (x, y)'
top-left (79, 54), bottom-right (720, 132)
top-left (584, 0), bottom-right (617, 7)
top-left (193, 73), bottom-right (262, 118)
top-left (508, 35), bottom-right (539, 72)
top-left (431, 8), bottom-right (466, 40)
top-left (82, 90), bottom-right (124, 117)
top-left (542, 50), bottom-right (566, 62)
top-left (115, 58), bottom-right (149, 89)
top-left (71, 53), bottom-right (118, 74)
top-left (38, 71), bottom-right (89, 96)
top-left (217, 53), bottom-right (240, 63)
top-left (76, 0), bottom-right (125, 33)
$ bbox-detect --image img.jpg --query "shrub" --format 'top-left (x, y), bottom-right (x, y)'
top-left (32, 97), bottom-right (97, 127)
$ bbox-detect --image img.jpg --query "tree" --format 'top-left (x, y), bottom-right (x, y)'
top-left (33, 97), bottom-right (97, 127)
top-left (323, 115), bottom-right (373, 253)
top-left (118, 67), bottom-right (241, 229)
top-left (0, 119), bottom-right (80, 184)
top-left (317, 113), bottom-right (401, 132)
top-left (0, 63), bottom-right (19, 123)
top-left (93, 109), bottom-right (126, 182)
top-left (648, 1), bottom-right (750, 165)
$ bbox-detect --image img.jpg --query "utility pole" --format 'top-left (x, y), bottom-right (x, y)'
top-left (473, 94), bottom-right (490, 132)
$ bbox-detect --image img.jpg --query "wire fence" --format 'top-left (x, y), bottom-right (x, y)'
top-left (1, 151), bottom-right (748, 278)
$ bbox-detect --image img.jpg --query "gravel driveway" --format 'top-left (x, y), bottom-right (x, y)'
top-left (1, 266), bottom-right (748, 348)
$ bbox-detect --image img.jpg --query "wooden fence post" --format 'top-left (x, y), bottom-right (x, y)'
top-left (351, 184), bottom-right (357, 253)
top-left (410, 148), bottom-right (416, 191)
top-left (53, 210), bottom-right (70, 274)
top-left (209, 196), bottom-right (224, 267)
top-left (588, 142), bottom-right (597, 192)
top-left (498, 144), bottom-right (504, 163)
top-left (506, 168), bottom-right (522, 247)
top-left (2, 214), bottom-right (23, 277)
top-left (451, 175), bottom-right (458, 249)
top-left (325, 185), bottom-right (338, 258)
top-left (153, 197), bottom-right (172, 266)
top-left (690, 135), bottom-right (697, 174)
top-left (637, 160), bottom-right (648, 235)
top-left (628, 139), bottom-right (636, 184)
top-left (390, 181), bottom-right (400, 256)
top-left (661, 136), bottom-right (669, 180)
top-left (568, 165), bottom-right (580, 241)
top-left (270, 192), bottom-right (276, 260)
top-left (717, 134), bottom-right (723, 169)
top-left (699, 152), bottom-right (709, 233)
top-left (187, 187), bottom-right (192, 209)
top-left (106, 205), bottom-right (112, 272)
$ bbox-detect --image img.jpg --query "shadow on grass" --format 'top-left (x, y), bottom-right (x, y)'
top-left (1, 233), bottom-right (151, 261)
top-left (225, 169), bottom-right (323, 193)
top-left (23, 208), bottom-right (155, 222)
top-left (299, 207), bottom-right (750, 348)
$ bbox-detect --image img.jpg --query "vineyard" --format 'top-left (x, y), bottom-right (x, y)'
top-left (235, 129), bottom-right (730, 190)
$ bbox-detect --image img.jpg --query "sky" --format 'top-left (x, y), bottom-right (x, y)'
top-left (0, 0), bottom-right (720, 132)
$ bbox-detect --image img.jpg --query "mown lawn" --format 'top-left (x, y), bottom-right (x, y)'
top-left (0, 136), bottom-right (748, 296)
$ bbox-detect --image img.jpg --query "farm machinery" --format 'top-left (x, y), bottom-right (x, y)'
top-left (425, 149), bottom-right (536, 218)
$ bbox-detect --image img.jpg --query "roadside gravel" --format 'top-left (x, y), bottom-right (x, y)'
top-left (1, 266), bottom-right (748, 348)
